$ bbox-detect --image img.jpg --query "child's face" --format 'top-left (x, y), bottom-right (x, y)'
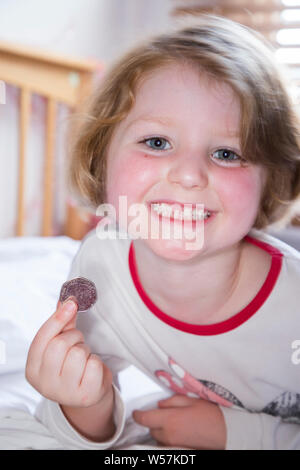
top-left (105, 63), bottom-right (266, 261)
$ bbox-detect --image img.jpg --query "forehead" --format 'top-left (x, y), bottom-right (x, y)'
top-left (121, 63), bottom-right (240, 136)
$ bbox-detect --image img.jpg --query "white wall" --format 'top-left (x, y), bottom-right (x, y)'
top-left (0, 0), bottom-right (174, 63)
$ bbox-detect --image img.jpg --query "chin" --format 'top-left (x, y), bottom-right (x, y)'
top-left (145, 237), bottom-right (205, 262)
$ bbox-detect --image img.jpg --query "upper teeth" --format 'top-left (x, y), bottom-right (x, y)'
top-left (151, 203), bottom-right (211, 221)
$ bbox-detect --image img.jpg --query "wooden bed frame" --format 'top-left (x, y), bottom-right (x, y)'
top-left (0, 40), bottom-right (102, 239)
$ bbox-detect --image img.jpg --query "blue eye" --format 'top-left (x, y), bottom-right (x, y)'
top-left (140, 137), bottom-right (171, 151)
top-left (212, 149), bottom-right (241, 163)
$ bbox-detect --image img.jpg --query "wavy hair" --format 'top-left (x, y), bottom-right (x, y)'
top-left (67, 14), bottom-right (300, 229)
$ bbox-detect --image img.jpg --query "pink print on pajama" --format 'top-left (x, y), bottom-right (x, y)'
top-left (155, 357), bottom-right (243, 408)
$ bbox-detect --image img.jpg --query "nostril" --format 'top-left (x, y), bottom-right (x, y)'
top-left (167, 160), bottom-right (208, 190)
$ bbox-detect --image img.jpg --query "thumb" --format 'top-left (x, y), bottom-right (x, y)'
top-left (28, 298), bottom-right (78, 365)
top-left (56, 298), bottom-right (78, 332)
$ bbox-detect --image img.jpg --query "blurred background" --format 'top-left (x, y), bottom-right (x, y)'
top-left (1, 0), bottom-right (300, 428)
top-left (0, 0), bottom-right (300, 240)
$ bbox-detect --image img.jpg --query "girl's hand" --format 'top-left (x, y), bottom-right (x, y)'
top-left (25, 300), bottom-right (112, 408)
top-left (132, 394), bottom-right (226, 450)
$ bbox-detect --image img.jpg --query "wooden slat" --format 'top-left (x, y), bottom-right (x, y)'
top-left (0, 40), bottom-right (102, 238)
top-left (0, 40), bottom-right (101, 107)
top-left (17, 88), bottom-right (31, 236)
top-left (171, 0), bottom-right (300, 11)
top-left (0, 40), bottom-right (99, 73)
top-left (173, 9), bottom-right (300, 33)
top-left (0, 51), bottom-right (82, 107)
top-left (213, 4), bottom-right (300, 14)
top-left (172, 3), bottom-right (300, 16)
top-left (42, 97), bottom-right (56, 236)
top-left (64, 71), bottom-right (94, 240)
top-left (64, 203), bottom-right (91, 240)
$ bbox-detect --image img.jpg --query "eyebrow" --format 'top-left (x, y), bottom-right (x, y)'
top-left (125, 116), bottom-right (240, 138)
top-left (125, 116), bottom-right (176, 131)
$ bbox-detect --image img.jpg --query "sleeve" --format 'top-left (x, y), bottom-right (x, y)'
top-left (35, 385), bottom-right (126, 450)
top-left (36, 235), bottom-right (128, 449)
top-left (220, 406), bottom-right (300, 450)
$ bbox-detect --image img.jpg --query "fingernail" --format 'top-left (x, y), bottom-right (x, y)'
top-left (63, 299), bottom-right (77, 313)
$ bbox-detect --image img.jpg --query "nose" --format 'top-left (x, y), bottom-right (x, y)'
top-left (167, 152), bottom-right (209, 190)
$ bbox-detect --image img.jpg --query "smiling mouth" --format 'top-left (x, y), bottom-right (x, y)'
top-left (149, 201), bottom-right (212, 222)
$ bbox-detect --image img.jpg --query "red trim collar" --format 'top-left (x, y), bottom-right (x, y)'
top-left (128, 235), bottom-right (283, 336)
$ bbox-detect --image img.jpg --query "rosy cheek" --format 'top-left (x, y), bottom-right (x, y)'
top-left (106, 152), bottom-right (160, 207)
top-left (216, 167), bottom-right (262, 214)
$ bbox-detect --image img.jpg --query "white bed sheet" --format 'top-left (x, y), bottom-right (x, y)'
top-left (0, 236), bottom-right (81, 414)
top-left (0, 235), bottom-right (168, 450)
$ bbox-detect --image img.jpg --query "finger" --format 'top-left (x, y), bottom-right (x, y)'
top-left (27, 300), bottom-right (78, 371)
top-left (149, 428), bottom-right (167, 447)
top-left (132, 408), bottom-right (167, 429)
top-left (40, 328), bottom-right (85, 378)
top-left (79, 354), bottom-right (106, 406)
top-left (60, 343), bottom-right (91, 387)
top-left (158, 394), bottom-right (198, 408)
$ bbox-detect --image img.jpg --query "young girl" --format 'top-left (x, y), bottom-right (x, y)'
top-left (26, 15), bottom-right (300, 450)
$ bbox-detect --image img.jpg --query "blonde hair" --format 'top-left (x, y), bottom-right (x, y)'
top-left (68, 14), bottom-right (300, 230)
